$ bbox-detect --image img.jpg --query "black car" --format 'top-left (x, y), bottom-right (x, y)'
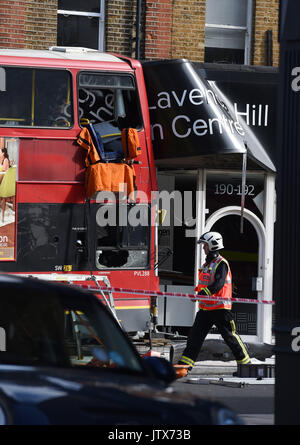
top-left (0, 274), bottom-right (243, 425)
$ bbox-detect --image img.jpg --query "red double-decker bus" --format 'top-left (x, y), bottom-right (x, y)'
top-left (0, 47), bottom-right (159, 334)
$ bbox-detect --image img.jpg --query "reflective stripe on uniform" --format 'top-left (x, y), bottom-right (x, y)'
top-left (237, 356), bottom-right (251, 364)
top-left (179, 355), bottom-right (195, 368)
top-left (230, 320), bottom-right (250, 364)
top-left (201, 287), bottom-right (211, 296)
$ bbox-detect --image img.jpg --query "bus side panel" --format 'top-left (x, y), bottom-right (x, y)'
top-left (4, 201), bottom-right (155, 332)
top-left (19, 138), bottom-right (85, 182)
top-left (17, 183), bottom-right (85, 204)
top-left (18, 135), bottom-right (153, 200)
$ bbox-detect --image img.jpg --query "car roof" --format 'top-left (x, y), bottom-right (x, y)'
top-left (0, 273), bottom-right (94, 300)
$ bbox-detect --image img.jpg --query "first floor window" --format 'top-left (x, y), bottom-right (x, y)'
top-left (57, 0), bottom-right (105, 51)
top-left (204, 0), bottom-right (252, 64)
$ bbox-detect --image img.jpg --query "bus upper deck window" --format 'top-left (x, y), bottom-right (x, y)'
top-left (78, 72), bottom-right (142, 130)
top-left (0, 67), bottom-right (74, 128)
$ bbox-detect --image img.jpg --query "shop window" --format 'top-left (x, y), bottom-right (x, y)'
top-left (57, 0), bottom-right (105, 51)
top-left (0, 67), bottom-right (73, 128)
top-left (95, 204), bottom-right (150, 269)
top-left (157, 172), bottom-right (197, 285)
top-left (204, 0), bottom-right (253, 64)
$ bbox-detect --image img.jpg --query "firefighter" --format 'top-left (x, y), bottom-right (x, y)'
top-left (178, 231), bottom-right (250, 371)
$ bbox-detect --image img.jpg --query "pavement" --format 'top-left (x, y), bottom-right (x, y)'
top-left (175, 357), bottom-right (275, 426)
top-left (137, 337), bottom-right (275, 425)
top-left (184, 356), bottom-right (275, 381)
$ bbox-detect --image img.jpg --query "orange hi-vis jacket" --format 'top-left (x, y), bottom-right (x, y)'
top-left (77, 127), bottom-right (136, 198)
top-left (77, 126), bottom-right (102, 166)
top-left (195, 255), bottom-right (232, 310)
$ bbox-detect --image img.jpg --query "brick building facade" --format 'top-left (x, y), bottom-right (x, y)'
top-left (0, 0), bottom-right (57, 50)
top-left (0, 0), bottom-right (280, 66)
top-left (252, 0), bottom-right (280, 65)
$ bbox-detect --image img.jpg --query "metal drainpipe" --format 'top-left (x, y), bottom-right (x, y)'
top-left (135, 0), bottom-right (142, 59)
top-left (266, 30), bottom-right (273, 66)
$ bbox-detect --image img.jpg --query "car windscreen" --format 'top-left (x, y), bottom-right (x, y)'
top-left (0, 285), bottom-right (143, 373)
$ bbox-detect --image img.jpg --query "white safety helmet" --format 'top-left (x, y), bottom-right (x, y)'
top-left (197, 231), bottom-right (224, 251)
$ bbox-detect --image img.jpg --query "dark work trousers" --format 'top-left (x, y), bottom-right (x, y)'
top-left (179, 309), bottom-right (250, 367)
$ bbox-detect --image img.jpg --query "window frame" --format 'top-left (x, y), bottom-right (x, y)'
top-left (204, 0), bottom-right (253, 65)
top-left (95, 203), bottom-right (152, 271)
top-left (0, 65), bottom-right (74, 129)
top-left (57, 0), bottom-right (105, 51)
top-left (77, 70), bottom-right (144, 131)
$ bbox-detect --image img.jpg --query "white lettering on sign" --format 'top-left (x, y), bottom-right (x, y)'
top-left (214, 183), bottom-right (255, 196)
top-left (291, 326), bottom-right (300, 352)
top-left (171, 114), bottom-right (244, 139)
top-left (0, 327), bottom-right (6, 351)
top-left (0, 67), bottom-right (6, 91)
top-left (149, 86), bottom-right (270, 142)
top-left (234, 103), bottom-right (269, 127)
top-left (291, 67), bottom-right (300, 92)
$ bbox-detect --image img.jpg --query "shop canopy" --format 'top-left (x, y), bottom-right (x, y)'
top-left (142, 59), bottom-right (276, 173)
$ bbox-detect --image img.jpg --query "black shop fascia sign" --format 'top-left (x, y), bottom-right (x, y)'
top-left (142, 59), bottom-right (277, 173)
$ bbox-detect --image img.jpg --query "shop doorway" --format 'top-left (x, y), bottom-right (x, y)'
top-left (205, 206), bottom-right (266, 338)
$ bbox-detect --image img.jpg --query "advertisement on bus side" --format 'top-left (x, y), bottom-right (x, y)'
top-left (0, 137), bottom-right (18, 261)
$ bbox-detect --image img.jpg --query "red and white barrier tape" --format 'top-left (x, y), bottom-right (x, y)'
top-left (12, 273), bottom-right (274, 305)
top-left (84, 284), bottom-right (275, 305)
